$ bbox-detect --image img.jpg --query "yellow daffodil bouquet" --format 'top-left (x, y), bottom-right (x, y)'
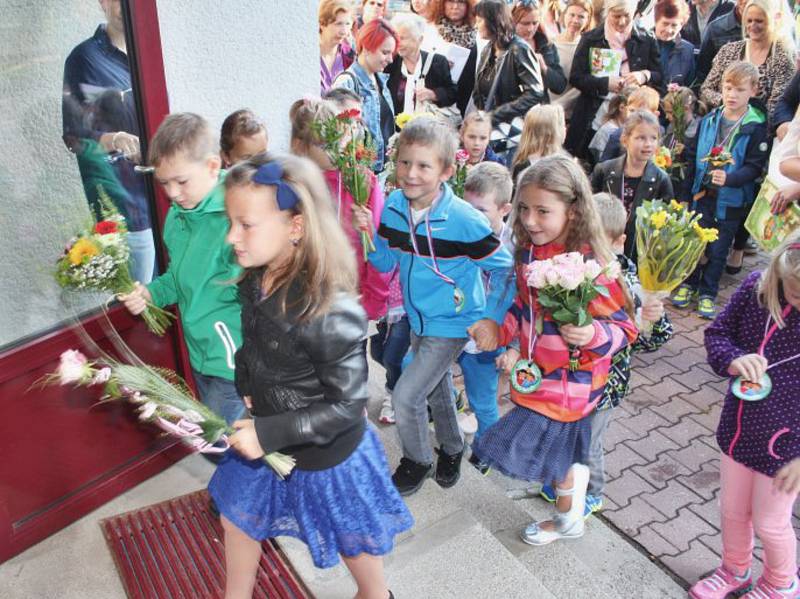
top-left (636, 199), bottom-right (719, 327)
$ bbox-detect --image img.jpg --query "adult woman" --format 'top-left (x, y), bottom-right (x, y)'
top-left (654, 0), bottom-right (696, 87)
top-left (319, 0), bottom-right (355, 93)
top-left (564, 0), bottom-right (662, 159)
top-left (334, 19), bottom-right (398, 172)
top-left (512, 0), bottom-right (568, 100)
top-left (386, 13), bottom-right (458, 115)
top-left (472, 0), bottom-right (544, 126)
top-left (430, 0), bottom-right (480, 114)
top-left (550, 0), bottom-right (594, 119)
top-left (699, 0), bottom-right (795, 119)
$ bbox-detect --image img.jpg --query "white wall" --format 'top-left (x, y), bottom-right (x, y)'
top-left (156, 0), bottom-right (319, 151)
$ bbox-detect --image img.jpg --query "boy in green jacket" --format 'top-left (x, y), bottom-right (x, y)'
top-left (120, 113), bottom-right (244, 424)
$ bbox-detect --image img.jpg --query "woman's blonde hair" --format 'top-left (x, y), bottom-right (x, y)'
top-left (460, 110), bottom-right (493, 134)
top-left (225, 153), bottom-right (357, 321)
top-left (742, 0), bottom-right (794, 53)
top-left (512, 104), bottom-right (566, 169)
top-left (319, 0), bottom-right (352, 29)
top-left (621, 110), bottom-right (661, 140)
top-left (562, 0), bottom-right (595, 32)
top-left (289, 98), bottom-right (338, 149)
top-left (758, 230), bottom-right (800, 328)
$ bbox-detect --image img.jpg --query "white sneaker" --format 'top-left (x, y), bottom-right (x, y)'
top-left (457, 411), bottom-right (478, 435)
top-left (379, 395), bottom-right (395, 425)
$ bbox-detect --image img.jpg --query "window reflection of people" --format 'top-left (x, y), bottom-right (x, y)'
top-left (62, 0), bottom-right (155, 284)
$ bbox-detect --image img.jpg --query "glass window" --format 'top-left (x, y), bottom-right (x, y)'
top-left (0, 0), bottom-right (159, 350)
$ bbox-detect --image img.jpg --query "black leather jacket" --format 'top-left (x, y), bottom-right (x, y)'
top-left (235, 270), bottom-right (368, 470)
top-left (473, 35), bottom-right (545, 125)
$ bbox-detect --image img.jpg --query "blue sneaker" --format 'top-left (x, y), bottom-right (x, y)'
top-left (540, 485), bottom-right (602, 518)
top-left (539, 484), bottom-right (556, 503)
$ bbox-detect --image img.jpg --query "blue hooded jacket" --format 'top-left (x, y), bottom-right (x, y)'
top-left (369, 184), bottom-right (515, 338)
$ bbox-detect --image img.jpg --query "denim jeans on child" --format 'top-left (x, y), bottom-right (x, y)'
top-left (587, 407), bottom-right (615, 497)
top-left (127, 228), bottom-right (156, 285)
top-left (369, 316), bottom-right (411, 392)
top-left (392, 334), bottom-right (467, 466)
top-left (192, 370), bottom-right (246, 426)
top-left (685, 201), bottom-right (743, 299)
top-left (457, 348), bottom-right (503, 440)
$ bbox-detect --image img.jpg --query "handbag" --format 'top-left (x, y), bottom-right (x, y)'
top-left (416, 51), bottom-right (462, 129)
top-left (483, 50), bottom-right (524, 154)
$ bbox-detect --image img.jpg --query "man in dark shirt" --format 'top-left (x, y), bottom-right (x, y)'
top-left (62, 0), bottom-right (155, 283)
top-left (681, 0), bottom-right (734, 49)
top-left (693, 0), bottom-right (746, 90)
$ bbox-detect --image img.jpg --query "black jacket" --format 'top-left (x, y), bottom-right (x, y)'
top-left (235, 271), bottom-right (368, 470)
top-left (772, 69), bottom-right (800, 133)
top-left (681, 0), bottom-right (734, 49)
top-left (532, 30), bottom-right (568, 97)
top-left (694, 11), bottom-right (741, 89)
top-left (591, 154), bottom-right (674, 257)
top-left (385, 51), bottom-right (458, 115)
top-left (473, 35), bottom-right (545, 125)
top-left (565, 25), bottom-right (663, 157)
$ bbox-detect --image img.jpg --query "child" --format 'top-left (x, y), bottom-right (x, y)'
top-left (591, 111), bottom-right (674, 258)
top-left (219, 109), bottom-right (268, 168)
top-left (539, 193), bottom-right (673, 512)
top-left (661, 85), bottom-right (701, 192)
top-left (119, 113), bottom-right (245, 425)
top-left (289, 97), bottom-right (389, 323)
top-left (672, 62), bottom-right (770, 320)
top-left (353, 116), bottom-right (515, 496)
top-left (460, 111), bottom-right (505, 168)
top-left (587, 89), bottom-right (631, 165)
top-left (322, 86), bottom-right (363, 113)
top-left (212, 153), bottom-right (412, 599)
top-left (511, 104), bottom-right (568, 183)
top-left (598, 85), bottom-right (662, 163)
top-left (690, 234), bottom-right (800, 599)
top-left (473, 154), bottom-right (638, 545)
top-left (460, 162), bottom-right (514, 463)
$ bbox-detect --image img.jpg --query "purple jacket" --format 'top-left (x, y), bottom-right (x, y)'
top-left (705, 272), bottom-right (800, 477)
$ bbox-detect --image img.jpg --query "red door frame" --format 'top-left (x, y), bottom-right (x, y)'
top-left (0, 0), bottom-right (193, 563)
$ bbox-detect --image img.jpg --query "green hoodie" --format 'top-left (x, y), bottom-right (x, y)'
top-left (147, 174), bottom-right (242, 380)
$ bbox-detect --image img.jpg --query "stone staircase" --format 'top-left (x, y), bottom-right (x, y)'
top-left (278, 374), bottom-right (687, 599)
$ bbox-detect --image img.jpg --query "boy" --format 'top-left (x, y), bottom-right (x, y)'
top-left (539, 193), bottom-right (673, 514)
top-left (599, 86), bottom-right (662, 163)
top-left (673, 61), bottom-right (769, 319)
top-left (353, 117), bottom-right (515, 495)
top-left (460, 162), bottom-right (513, 472)
top-left (119, 113), bottom-right (244, 425)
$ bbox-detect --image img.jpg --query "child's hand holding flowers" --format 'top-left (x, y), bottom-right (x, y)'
top-left (118, 282), bottom-right (152, 316)
top-left (558, 323), bottom-right (595, 347)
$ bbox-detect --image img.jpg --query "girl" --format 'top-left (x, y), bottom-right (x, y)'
top-left (661, 85), bottom-right (701, 201)
top-left (587, 89), bottom-right (630, 165)
top-left (590, 110), bottom-right (673, 258)
top-left (289, 97), bottom-right (389, 323)
top-left (213, 153), bottom-right (412, 599)
top-left (460, 110), bottom-right (504, 167)
top-left (220, 109), bottom-right (269, 169)
top-left (511, 103), bottom-right (567, 182)
top-left (472, 154), bottom-right (638, 545)
top-left (690, 233), bottom-right (800, 599)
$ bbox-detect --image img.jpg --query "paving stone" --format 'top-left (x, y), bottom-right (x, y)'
top-left (667, 438), bottom-right (721, 473)
top-left (658, 415), bottom-right (713, 446)
top-left (640, 479), bottom-right (705, 519)
top-left (624, 430), bottom-right (681, 462)
top-left (688, 405), bottom-right (723, 432)
top-left (604, 469), bottom-right (659, 510)
top-left (602, 418), bottom-right (643, 451)
top-left (635, 524), bottom-right (682, 558)
top-left (697, 532), bottom-right (722, 557)
top-left (660, 539), bottom-right (724, 584)
top-left (620, 408), bottom-right (673, 437)
top-left (650, 507), bottom-right (718, 552)
top-left (622, 389), bottom-right (666, 416)
top-left (680, 387), bottom-right (721, 412)
top-left (677, 462), bottom-right (721, 501)
top-left (662, 347), bottom-right (712, 373)
top-left (632, 454), bottom-right (692, 491)
top-left (651, 396), bottom-right (702, 425)
top-left (670, 365), bottom-right (720, 392)
top-left (687, 492), bottom-right (721, 529)
top-left (637, 379), bottom-right (694, 407)
top-left (605, 440), bottom-right (650, 480)
top-left (604, 495), bottom-right (668, 536)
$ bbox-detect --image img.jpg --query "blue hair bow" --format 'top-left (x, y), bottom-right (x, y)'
top-left (252, 162), bottom-right (300, 210)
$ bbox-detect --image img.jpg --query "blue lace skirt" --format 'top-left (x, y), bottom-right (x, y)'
top-left (472, 405), bottom-right (591, 485)
top-left (208, 426), bottom-right (414, 569)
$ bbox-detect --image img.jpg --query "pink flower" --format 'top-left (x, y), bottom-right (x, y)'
top-left (544, 268), bottom-right (561, 286)
top-left (583, 260), bottom-right (602, 282)
top-left (604, 260), bottom-right (622, 280)
top-left (558, 266), bottom-right (584, 290)
top-left (57, 349), bottom-right (90, 385)
top-left (526, 261), bottom-right (548, 288)
top-left (91, 367), bottom-right (112, 385)
top-left (455, 149), bottom-right (470, 165)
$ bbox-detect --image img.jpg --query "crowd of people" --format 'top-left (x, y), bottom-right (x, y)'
top-left (106, 0), bottom-right (800, 598)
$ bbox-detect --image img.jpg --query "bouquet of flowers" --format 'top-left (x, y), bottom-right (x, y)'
top-left (313, 108), bottom-right (377, 261)
top-left (660, 85), bottom-right (692, 182)
top-left (525, 252), bottom-right (621, 370)
top-left (383, 111), bottom-right (434, 194)
top-left (39, 347), bottom-right (295, 478)
top-left (653, 146), bottom-right (673, 171)
top-left (448, 149), bottom-right (470, 198)
top-left (56, 188), bottom-right (173, 335)
top-left (701, 146), bottom-right (735, 190)
top-left (636, 199), bottom-right (719, 329)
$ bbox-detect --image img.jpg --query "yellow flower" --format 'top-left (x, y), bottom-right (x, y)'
top-left (669, 199), bottom-right (684, 212)
top-left (693, 222), bottom-right (719, 243)
top-left (68, 238), bottom-right (100, 265)
top-left (650, 210), bottom-right (668, 229)
top-left (395, 112), bottom-right (412, 129)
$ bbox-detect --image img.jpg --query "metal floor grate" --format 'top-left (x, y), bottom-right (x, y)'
top-left (100, 490), bottom-right (313, 599)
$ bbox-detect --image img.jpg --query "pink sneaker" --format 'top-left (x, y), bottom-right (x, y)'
top-left (742, 577), bottom-right (800, 598)
top-left (689, 567), bottom-right (752, 598)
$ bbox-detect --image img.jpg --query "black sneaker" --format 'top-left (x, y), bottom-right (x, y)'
top-left (468, 453), bottom-right (491, 475)
top-left (392, 457), bottom-right (433, 496)
top-left (435, 447), bottom-right (464, 488)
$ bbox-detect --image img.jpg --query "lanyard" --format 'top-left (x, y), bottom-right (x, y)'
top-left (405, 196), bottom-right (457, 288)
top-left (759, 305), bottom-right (800, 371)
top-left (525, 246), bottom-right (538, 359)
top-left (716, 111), bottom-right (747, 153)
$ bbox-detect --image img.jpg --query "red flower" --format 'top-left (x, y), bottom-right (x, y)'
top-left (94, 220), bottom-right (118, 234)
top-left (337, 108), bottom-right (361, 120)
top-left (710, 146), bottom-right (723, 157)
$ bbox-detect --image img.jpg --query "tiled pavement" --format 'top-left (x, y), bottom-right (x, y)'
top-left (595, 253), bottom-right (800, 586)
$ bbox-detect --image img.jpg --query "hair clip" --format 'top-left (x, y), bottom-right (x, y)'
top-left (252, 162), bottom-right (300, 210)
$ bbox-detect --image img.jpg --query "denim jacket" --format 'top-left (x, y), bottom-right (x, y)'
top-left (333, 61), bottom-right (394, 172)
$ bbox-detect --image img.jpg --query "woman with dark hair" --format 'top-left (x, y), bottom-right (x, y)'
top-left (512, 0), bottom-right (568, 99)
top-left (472, 0), bottom-right (545, 127)
top-left (654, 0), bottom-right (695, 86)
top-left (564, 0), bottom-right (662, 160)
top-left (429, 0), bottom-right (480, 114)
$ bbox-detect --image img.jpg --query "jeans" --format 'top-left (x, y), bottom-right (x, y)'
top-left (128, 228), bottom-right (156, 285)
top-left (192, 370), bottom-right (246, 426)
top-left (685, 205), bottom-right (742, 299)
top-left (457, 349), bottom-right (502, 440)
top-left (587, 407), bottom-right (615, 497)
top-left (369, 316), bottom-right (411, 392)
top-left (720, 453), bottom-right (799, 588)
top-left (393, 334), bottom-right (467, 465)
